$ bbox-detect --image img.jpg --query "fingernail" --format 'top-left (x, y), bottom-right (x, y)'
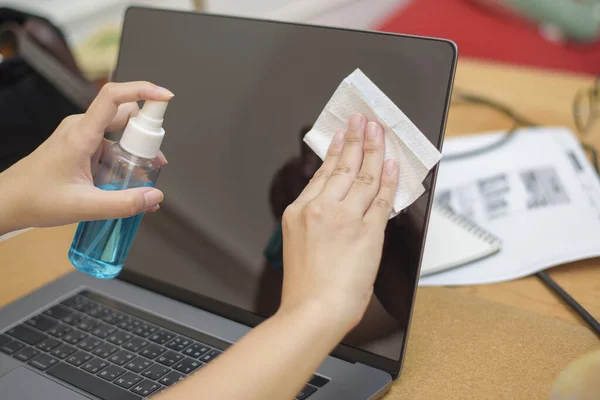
top-left (157, 86), bottom-right (175, 98)
top-left (367, 122), bottom-right (381, 140)
top-left (144, 189), bottom-right (164, 208)
top-left (385, 159), bottom-right (397, 175)
top-left (350, 113), bottom-right (365, 131)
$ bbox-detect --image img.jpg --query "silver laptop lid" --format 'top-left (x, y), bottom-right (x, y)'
top-left (115, 7), bottom-right (456, 377)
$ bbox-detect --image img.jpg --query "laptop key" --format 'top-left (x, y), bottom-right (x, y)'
top-left (62, 312), bottom-right (83, 326)
top-left (139, 343), bottom-right (167, 359)
top-left (141, 364), bottom-right (170, 380)
top-left (296, 384), bottom-right (318, 400)
top-left (165, 336), bottom-right (193, 352)
top-left (75, 316), bottom-right (100, 332)
top-left (107, 330), bottom-right (133, 346)
top-left (44, 305), bottom-right (73, 320)
top-left (50, 344), bottom-right (77, 359)
top-left (182, 342), bottom-right (210, 358)
top-left (7, 324), bottom-right (47, 345)
top-left (132, 324), bottom-right (158, 338)
top-left (199, 349), bottom-right (222, 363)
top-left (36, 337), bottom-right (62, 352)
top-left (0, 334), bottom-right (11, 347)
top-left (116, 317), bottom-right (138, 331)
top-left (172, 357), bottom-right (202, 374)
top-left (85, 304), bottom-right (106, 318)
top-left (1, 340), bottom-right (25, 354)
top-left (28, 353), bottom-right (59, 370)
top-left (25, 315), bottom-right (58, 331)
top-left (61, 295), bottom-right (84, 308)
top-left (130, 379), bottom-right (161, 396)
top-left (109, 349), bottom-right (136, 366)
top-left (66, 350), bottom-right (92, 366)
top-left (100, 310), bottom-right (125, 324)
top-left (91, 323), bottom-right (118, 339)
top-left (158, 370), bottom-right (185, 387)
top-left (48, 362), bottom-right (140, 400)
top-left (81, 357), bottom-right (109, 374)
top-left (93, 342), bottom-right (120, 358)
top-left (98, 364), bottom-right (127, 381)
top-left (123, 337), bottom-right (149, 352)
top-left (124, 357), bottom-right (153, 373)
top-left (77, 337), bottom-right (103, 351)
top-left (156, 350), bottom-right (184, 367)
top-left (309, 375), bottom-right (330, 388)
top-left (65, 296), bottom-right (94, 313)
top-left (13, 346), bottom-right (40, 361)
top-left (61, 329), bottom-right (88, 345)
top-left (115, 372), bottom-right (143, 389)
top-left (148, 330), bottom-right (175, 345)
top-left (47, 323), bottom-right (72, 338)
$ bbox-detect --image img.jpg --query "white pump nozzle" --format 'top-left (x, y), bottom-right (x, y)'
top-left (120, 100), bottom-right (169, 159)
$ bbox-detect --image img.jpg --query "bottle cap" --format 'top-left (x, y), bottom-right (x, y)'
top-left (120, 100), bottom-right (169, 159)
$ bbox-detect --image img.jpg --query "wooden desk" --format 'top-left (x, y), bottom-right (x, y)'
top-left (0, 59), bottom-right (599, 399)
top-left (448, 60), bottom-right (600, 326)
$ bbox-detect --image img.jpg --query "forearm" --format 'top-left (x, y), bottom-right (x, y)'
top-left (159, 299), bottom-right (352, 400)
top-left (0, 166), bottom-right (27, 235)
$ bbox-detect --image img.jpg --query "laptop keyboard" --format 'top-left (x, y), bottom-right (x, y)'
top-left (0, 291), bottom-right (330, 399)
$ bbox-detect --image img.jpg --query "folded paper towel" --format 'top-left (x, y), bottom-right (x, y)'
top-left (303, 69), bottom-right (442, 215)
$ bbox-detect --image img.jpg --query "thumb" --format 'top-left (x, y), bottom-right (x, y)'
top-left (80, 186), bottom-right (164, 221)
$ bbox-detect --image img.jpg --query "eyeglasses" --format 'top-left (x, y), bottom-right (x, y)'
top-left (574, 76), bottom-right (600, 136)
top-left (573, 77), bottom-right (600, 174)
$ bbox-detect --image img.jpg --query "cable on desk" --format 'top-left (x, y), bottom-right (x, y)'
top-left (447, 91), bottom-right (600, 338)
top-left (536, 271), bottom-right (600, 338)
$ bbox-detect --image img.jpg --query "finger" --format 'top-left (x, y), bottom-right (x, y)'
top-left (106, 102), bottom-right (140, 132)
top-left (364, 159), bottom-right (399, 227)
top-left (147, 204), bottom-right (160, 213)
top-left (321, 113), bottom-right (367, 201)
top-left (157, 151), bottom-right (168, 166)
top-left (343, 121), bottom-right (384, 214)
top-left (294, 129), bottom-right (345, 204)
top-left (82, 81), bottom-right (174, 135)
top-left (76, 186), bottom-right (164, 220)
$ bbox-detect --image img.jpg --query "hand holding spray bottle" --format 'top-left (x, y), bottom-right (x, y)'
top-left (69, 99), bottom-right (170, 279)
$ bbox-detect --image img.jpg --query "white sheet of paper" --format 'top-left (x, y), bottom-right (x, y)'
top-left (419, 127), bottom-right (600, 286)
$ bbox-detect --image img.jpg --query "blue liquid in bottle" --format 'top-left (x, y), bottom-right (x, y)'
top-left (68, 183), bottom-right (151, 279)
top-left (68, 99), bottom-right (167, 279)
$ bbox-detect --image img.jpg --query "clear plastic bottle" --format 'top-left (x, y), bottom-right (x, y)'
top-left (68, 100), bottom-right (169, 279)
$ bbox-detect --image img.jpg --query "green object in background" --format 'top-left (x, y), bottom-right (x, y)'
top-left (504, 0), bottom-right (600, 42)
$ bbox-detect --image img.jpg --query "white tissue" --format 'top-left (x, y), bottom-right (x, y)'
top-left (303, 68), bottom-right (442, 216)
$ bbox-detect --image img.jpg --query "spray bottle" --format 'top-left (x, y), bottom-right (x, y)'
top-left (68, 100), bottom-right (170, 279)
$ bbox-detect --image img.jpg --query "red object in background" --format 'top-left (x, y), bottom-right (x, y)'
top-left (377, 0), bottom-right (600, 75)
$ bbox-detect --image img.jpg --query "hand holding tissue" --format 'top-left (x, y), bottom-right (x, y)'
top-left (303, 69), bottom-right (442, 217)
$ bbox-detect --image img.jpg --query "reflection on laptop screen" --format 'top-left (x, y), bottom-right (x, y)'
top-left (117, 9), bottom-right (455, 362)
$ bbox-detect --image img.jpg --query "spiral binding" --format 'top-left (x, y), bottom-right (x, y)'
top-left (433, 203), bottom-right (502, 247)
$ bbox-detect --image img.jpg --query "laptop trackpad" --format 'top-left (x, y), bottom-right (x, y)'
top-left (0, 367), bottom-right (90, 400)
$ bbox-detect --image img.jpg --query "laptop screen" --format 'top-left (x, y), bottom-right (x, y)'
top-left (115, 8), bottom-right (456, 373)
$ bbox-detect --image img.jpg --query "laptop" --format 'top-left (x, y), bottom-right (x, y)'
top-left (0, 7), bottom-right (456, 399)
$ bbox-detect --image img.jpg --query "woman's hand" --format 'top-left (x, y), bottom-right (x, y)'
top-left (0, 81), bottom-right (173, 235)
top-left (160, 113), bottom-right (398, 400)
top-left (280, 113), bottom-right (398, 330)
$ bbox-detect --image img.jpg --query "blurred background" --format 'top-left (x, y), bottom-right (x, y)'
top-left (4, 0), bottom-right (599, 85)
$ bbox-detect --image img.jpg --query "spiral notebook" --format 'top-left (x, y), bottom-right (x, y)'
top-left (421, 204), bottom-right (502, 277)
